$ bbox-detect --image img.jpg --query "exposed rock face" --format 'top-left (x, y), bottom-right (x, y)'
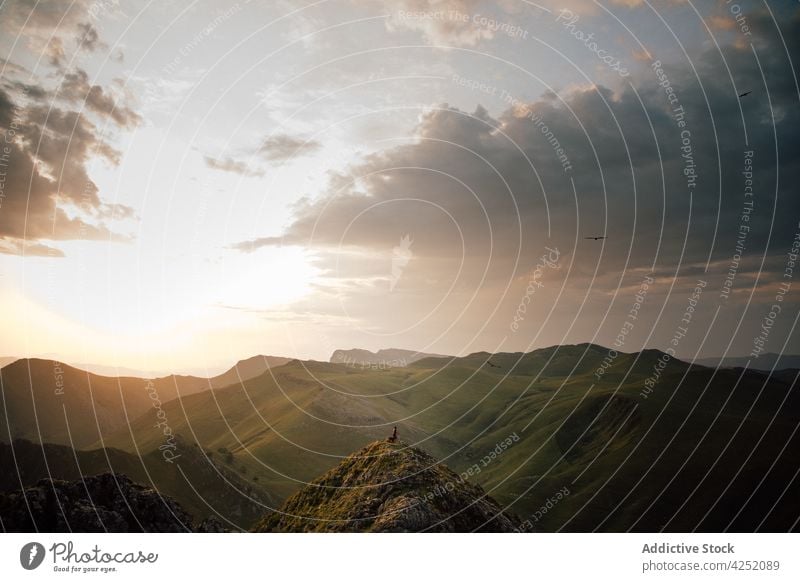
top-left (253, 440), bottom-right (520, 532)
top-left (0, 473), bottom-right (194, 532)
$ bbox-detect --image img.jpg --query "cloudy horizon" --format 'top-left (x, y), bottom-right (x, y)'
top-left (0, 0), bottom-right (798, 374)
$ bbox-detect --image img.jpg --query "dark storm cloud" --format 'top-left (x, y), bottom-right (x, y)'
top-left (232, 8), bottom-right (799, 306)
top-left (257, 134), bottom-right (321, 162)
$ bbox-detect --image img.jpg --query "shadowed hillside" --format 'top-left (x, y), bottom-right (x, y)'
top-left (0, 438), bottom-right (269, 529)
top-left (0, 473), bottom-right (196, 533)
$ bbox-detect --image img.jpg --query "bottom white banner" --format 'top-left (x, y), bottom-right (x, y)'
top-left (1, 533), bottom-right (797, 581)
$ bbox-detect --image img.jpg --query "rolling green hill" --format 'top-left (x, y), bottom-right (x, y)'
top-left (95, 344), bottom-right (800, 531)
top-left (0, 355), bottom-right (292, 448)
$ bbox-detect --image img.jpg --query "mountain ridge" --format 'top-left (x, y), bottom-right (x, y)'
top-left (4, 344), bottom-right (798, 531)
top-left (330, 348), bottom-right (447, 367)
top-left (0, 354), bottom-right (293, 448)
top-left (693, 353), bottom-right (800, 371)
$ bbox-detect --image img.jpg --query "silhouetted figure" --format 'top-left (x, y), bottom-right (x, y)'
top-left (388, 426), bottom-right (398, 443)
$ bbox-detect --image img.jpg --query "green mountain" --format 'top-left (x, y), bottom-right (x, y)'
top-left (254, 440), bottom-right (520, 532)
top-left (0, 355), bottom-right (292, 448)
top-left (96, 344), bottom-right (799, 531)
top-left (211, 354), bottom-right (293, 388)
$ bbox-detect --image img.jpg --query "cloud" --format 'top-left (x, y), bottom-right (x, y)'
top-left (57, 69), bottom-right (141, 128)
top-left (0, 1), bottom-right (92, 59)
top-left (0, 84), bottom-right (135, 254)
top-left (0, 0), bottom-right (92, 31)
top-left (0, 2), bottom-right (113, 71)
top-left (76, 22), bottom-right (107, 52)
top-left (232, 7), bottom-right (800, 327)
top-left (204, 155), bottom-right (265, 177)
top-left (0, 239), bottom-right (64, 257)
top-left (385, 0), bottom-right (493, 47)
top-left (228, 236), bottom-right (283, 253)
top-left (257, 134), bottom-right (321, 162)
top-left (382, 0), bottom-right (688, 46)
top-left (204, 133), bottom-right (320, 178)
top-left (45, 37), bottom-right (66, 68)
top-left (0, 58), bottom-right (30, 76)
top-left (0, 1), bottom-right (139, 256)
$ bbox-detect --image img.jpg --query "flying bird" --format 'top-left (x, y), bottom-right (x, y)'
top-left (486, 360), bottom-right (500, 368)
top-left (738, 91), bottom-right (751, 98)
top-left (584, 236), bottom-right (606, 240)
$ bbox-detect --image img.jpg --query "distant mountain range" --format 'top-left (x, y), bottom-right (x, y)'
top-left (1, 343), bottom-right (798, 531)
top-left (694, 353), bottom-right (800, 371)
top-left (329, 348), bottom-right (447, 368)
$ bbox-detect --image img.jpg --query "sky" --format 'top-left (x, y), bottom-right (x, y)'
top-left (0, 0), bottom-right (798, 375)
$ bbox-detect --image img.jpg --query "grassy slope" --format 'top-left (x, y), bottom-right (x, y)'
top-left (0, 356), bottom-right (291, 449)
top-left (254, 440), bottom-right (520, 532)
top-left (99, 344), bottom-right (800, 531)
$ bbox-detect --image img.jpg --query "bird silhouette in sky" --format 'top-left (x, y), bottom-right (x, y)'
top-left (738, 91), bottom-right (752, 98)
top-left (585, 236), bottom-right (606, 240)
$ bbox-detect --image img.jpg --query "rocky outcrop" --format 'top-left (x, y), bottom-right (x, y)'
top-left (253, 440), bottom-right (520, 532)
top-left (0, 473), bottom-right (194, 532)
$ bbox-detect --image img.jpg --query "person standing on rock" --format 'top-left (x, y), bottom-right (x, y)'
top-left (388, 426), bottom-right (398, 442)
